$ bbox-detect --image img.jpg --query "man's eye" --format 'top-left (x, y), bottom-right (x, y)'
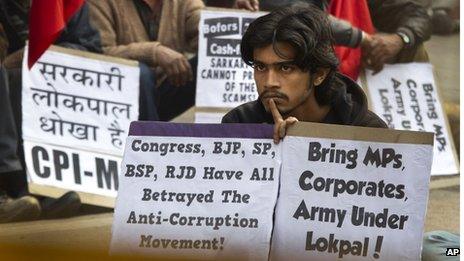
top-left (281, 65), bottom-right (293, 72)
top-left (254, 64), bottom-right (266, 71)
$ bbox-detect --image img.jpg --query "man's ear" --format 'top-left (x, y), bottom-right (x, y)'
top-left (312, 68), bottom-right (331, 86)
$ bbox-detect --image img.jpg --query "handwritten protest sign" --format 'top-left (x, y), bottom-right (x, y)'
top-left (270, 122), bottom-right (434, 260)
top-left (110, 122), bottom-right (280, 260)
top-left (195, 10), bottom-right (264, 108)
top-left (363, 63), bottom-right (459, 175)
top-left (22, 45), bottom-right (139, 206)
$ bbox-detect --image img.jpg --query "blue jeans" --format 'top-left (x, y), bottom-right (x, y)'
top-left (156, 56), bottom-right (198, 121)
top-left (138, 62), bottom-right (159, 120)
top-left (138, 56), bottom-right (197, 121)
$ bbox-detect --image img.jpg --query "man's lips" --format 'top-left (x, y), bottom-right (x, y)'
top-left (262, 95), bottom-right (282, 99)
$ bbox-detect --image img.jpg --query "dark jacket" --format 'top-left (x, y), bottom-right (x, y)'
top-left (222, 73), bottom-right (387, 129)
top-left (0, 1), bottom-right (102, 54)
top-left (0, 0), bottom-right (29, 54)
top-left (2, 2), bottom-right (102, 69)
top-left (368, 0), bottom-right (431, 48)
top-left (56, 2), bottom-right (102, 53)
top-left (329, 0), bottom-right (431, 48)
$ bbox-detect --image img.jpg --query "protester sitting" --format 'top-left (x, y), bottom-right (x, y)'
top-left (222, 4), bottom-right (458, 260)
top-left (88, 0), bottom-right (204, 121)
top-left (0, 1), bottom-right (104, 222)
top-left (0, 55), bottom-right (80, 222)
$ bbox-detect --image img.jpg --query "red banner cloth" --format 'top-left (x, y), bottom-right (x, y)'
top-left (28, 0), bottom-right (84, 68)
top-left (329, 0), bottom-right (374, 80)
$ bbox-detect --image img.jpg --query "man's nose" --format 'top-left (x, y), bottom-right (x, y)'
top-left (264, 69), bottom-right (279, 89)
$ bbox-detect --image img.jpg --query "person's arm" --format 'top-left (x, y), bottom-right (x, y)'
top-left (361, 32), bottom-right (404, 73)
top-left (361, 0), bottom-right (431, 73)
top-left (87, 0), bottom-right (161, 67)
top-left (368, 0), bottom-right (431, 47)
top-left (185, 0), bottom-right (205, 53)
top-left (233, 0), bottom-right (259, 11)
top-left (329, 15), bottom-right (364, 48)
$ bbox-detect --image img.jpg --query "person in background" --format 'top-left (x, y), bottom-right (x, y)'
top-left (88, 0), bottom-right (204, 121)
top-left (418, 0), bottom-right (459, 35)
top-left (0, 1), bottom-right (104, 222)
top-left (359, 0), bottom-right (431, 73)
top-left (0, 60), bottom-right (41, 223)
top-left (258, 0), bottom-right (431, 74)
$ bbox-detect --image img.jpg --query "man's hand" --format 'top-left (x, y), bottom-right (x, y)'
top-left (361, 33), bottom-right (404, 74)
top-left (269, 99), bottom-right (298, 144)
top-left (233, 0), bottom-right (259, 11)
top-left (155, 45), bottom-right (193, 87)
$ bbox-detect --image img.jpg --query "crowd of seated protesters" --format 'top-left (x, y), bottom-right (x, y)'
top-left (0, 0), bottom-right (437, 221)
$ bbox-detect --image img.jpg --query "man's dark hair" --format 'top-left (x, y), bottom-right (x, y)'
top-left (241, 2), bottom-right (340, 106)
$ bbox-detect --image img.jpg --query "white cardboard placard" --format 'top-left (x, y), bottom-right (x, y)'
top-left (110, 123), bottom-right (280, 260)
top-left (22, 46), bottom-right (139, 202)
top-left (363, 63), bottom-right (458, 175)
top-left (271, 134), bottom-right (433, 260)
top-left (195, 10), bottom-right (265, 108)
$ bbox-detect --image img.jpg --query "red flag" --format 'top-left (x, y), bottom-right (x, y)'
top-left (28, 0), bottom-right (85, 69)
top-left (329, 0), bottom-right (374, 80)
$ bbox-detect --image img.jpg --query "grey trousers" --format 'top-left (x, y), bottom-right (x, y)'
top-left (0, 66), bottom-right (21, 174)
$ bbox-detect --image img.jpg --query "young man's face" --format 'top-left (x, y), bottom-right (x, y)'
top-left (253, 42), bottom-right (314, 116)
